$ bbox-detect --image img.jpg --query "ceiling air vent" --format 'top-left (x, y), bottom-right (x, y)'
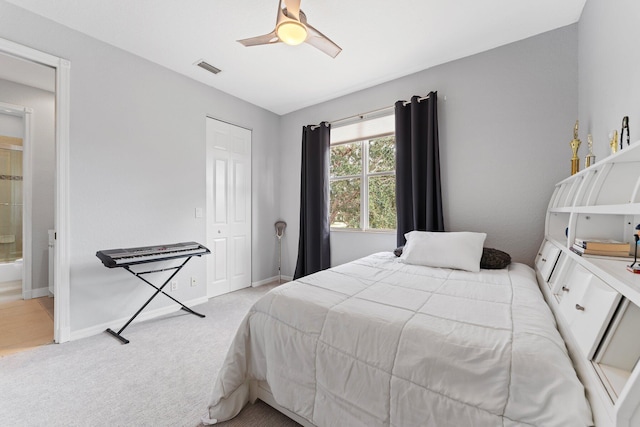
top-left (195, 60), bottom-right (221, 75)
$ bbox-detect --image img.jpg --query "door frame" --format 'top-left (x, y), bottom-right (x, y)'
top-left (0, 102), bottom-right (33, 299)
top-left (0, 37), bottom-right (71, 343)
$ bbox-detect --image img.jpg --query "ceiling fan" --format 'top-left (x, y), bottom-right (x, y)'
top-left (237, 0), bottom-right (342, 58)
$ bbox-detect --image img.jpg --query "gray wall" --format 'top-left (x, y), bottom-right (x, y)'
top-left (279, 25), bottom-right (579, 274)
top-left (578, 0), bottom-right (640, 159)
top-left (0, 2), bottom-right (281, 335)
top-left (0, 79), bottom-right (55, 291)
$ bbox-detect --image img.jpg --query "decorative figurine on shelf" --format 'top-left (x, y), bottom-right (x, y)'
top-left (569, 120), bottom-right (581, 175)
top-left (585, 134), bottom-right (596, 167)
top-left (621, 116), bottom-right (630, 150)
top-left (610, 130), bottom-right (619, 154)
top-left (627, 224), bottom-right (640, 274)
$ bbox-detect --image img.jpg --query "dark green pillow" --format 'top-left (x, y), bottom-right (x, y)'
top-left (480, 248), bottom-right (511, 269)
top-left (394, 246), bottom-right (511, 269)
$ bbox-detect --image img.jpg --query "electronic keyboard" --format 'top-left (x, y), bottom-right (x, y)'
top-left (96, 241), bottom-right (210, 268)
top-left (97, 241), bottom-right (211, 344)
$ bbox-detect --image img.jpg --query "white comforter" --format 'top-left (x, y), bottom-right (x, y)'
top-left (204, 252), bottom-right (592, 426)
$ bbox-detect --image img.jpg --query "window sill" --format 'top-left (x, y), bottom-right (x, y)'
top-left (330, 228), bottom-right (396, 235)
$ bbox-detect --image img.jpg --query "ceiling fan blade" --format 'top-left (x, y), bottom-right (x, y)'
top-left (305, 24), bottom-right (342, 58)
top-left (276, 0), bottom-right (287, 25)
top-left (283, 0), bottom-right (301, 21)
top-left (237, 30), bottom-right (279, 47)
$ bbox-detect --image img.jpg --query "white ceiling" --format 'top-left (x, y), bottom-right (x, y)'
top-left (5, 0), bottom-right (586, 115)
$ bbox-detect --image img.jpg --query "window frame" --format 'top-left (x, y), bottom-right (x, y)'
top-left (329, 131), bottom-right (396, 232)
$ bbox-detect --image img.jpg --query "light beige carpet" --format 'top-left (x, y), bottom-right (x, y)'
top-left (1, 284), bottom-right (307, 426)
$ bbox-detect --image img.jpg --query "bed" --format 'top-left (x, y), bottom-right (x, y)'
top-left (203, 248), bottom-right (593, 426)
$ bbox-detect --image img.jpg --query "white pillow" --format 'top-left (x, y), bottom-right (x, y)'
top-left (400, 231), bottom-right (487, 272)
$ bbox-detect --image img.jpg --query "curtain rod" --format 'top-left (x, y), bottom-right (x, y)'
top-left (322, 93), bottom-right (440, 128)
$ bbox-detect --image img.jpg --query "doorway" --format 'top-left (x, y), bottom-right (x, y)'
top-left (0, 74), bottom-right (55, 356)
top-left (205, 117), bottom-right (252, 297)
top-left (0, 113), bottom-right (26, 303)
top-left (0, 37), bottom-right (71, 344)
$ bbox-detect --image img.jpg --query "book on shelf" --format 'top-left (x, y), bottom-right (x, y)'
top-left (573, 238), bottom-right (632, 252)
top-left (570, 244), bottom-right (633, 258)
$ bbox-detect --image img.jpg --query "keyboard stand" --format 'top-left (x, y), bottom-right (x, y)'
top-left (105, 256), bottom-right (205, 344)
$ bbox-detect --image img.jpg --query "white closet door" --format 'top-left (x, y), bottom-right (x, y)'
top-left (206, 118), bottom-right (251, 297)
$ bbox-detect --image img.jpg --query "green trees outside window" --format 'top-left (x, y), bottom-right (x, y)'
top-left (330, 135), bottom-right (396, 230)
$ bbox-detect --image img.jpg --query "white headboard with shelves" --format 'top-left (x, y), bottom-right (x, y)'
top-left (535, 140), bottom-right (640, 427)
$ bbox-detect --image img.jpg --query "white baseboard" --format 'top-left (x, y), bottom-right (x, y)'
top-left (26, 286), bottom-right (51, 299)
top-left (0, 280), bottom-right (21, 293)
top-left (70, 296), bottom-right (208, 341)
top-left (252, 276), bottom-right (277, 286)
top-left (251, 275), bottom-right (292, 287)
top-left (0, 285), bottom-right (49, 303)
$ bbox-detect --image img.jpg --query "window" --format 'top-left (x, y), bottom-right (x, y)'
top-left (330, 115), bottom-right (396, 231)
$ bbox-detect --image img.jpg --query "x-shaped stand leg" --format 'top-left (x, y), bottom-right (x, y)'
top-left (106, 256), bottom-right (205, 344)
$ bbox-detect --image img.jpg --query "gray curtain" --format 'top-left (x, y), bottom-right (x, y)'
top-left (395, 92), bottom-right (444, 247)
top-left (294, 122), bottom-right (331, 279)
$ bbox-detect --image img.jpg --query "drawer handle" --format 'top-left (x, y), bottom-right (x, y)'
top-left (541, 258), bottom-right (547, 262)
top-left (575, 304), bottom-right (585, 311)
top-left (562, 286), bottom-right (570, 292)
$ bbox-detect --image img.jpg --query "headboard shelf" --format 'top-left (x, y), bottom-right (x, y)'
top-left (593, 298), bottom-right (640, 402)
top-left (551, 204), bottom-right (640, 215)
top-left (536, 140), bottom-right (640, 427)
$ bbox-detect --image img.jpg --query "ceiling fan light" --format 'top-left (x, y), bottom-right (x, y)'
top-left (276, 21), bottom-right (307, 45)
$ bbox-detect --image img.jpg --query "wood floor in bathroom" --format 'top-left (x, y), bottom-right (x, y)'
top-left (0, 296), bottom-right (54, 357)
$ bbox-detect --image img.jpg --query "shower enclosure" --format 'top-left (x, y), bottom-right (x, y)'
top-left (0, 138), bottom-right (23, 265)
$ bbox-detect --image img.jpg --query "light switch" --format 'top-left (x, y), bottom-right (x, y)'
top-left (195, 207), bottom-right (204, 218)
